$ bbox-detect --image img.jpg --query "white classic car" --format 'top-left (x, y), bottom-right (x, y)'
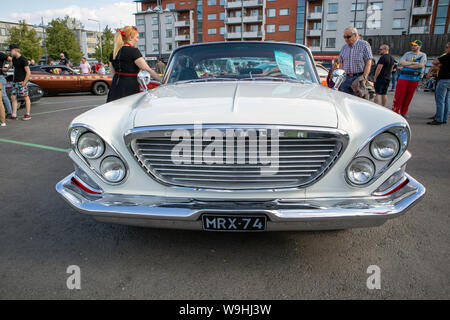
top-left (56, 42), bottom-right (425, 232)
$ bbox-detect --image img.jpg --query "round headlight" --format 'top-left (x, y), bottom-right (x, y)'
top-left (347, 157), bottom-right (375, 185)
top-left (370, 133), bottom-right (400, 161)
top-left (77, 132), bottom-right (105, 159)
top-left (100, 156), bottom-right (126, 183)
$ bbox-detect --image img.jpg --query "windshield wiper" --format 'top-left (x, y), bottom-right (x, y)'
top-left (240, 76), bottom-right (303, 83)
top-left (175, 77), bottom-right (239, 84)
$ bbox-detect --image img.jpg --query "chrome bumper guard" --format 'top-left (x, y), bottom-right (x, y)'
top-left (56, 173), bottom-right (425, 231)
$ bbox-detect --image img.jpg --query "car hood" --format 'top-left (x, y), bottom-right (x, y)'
top-left (133, 82), bottom-right (339, 128)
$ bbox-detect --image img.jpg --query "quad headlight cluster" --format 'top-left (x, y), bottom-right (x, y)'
top-left (70, 127), bottom-right (127, 184)
top-left (346, 125), bottom-right (409, 187)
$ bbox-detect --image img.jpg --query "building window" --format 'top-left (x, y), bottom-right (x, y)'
top-left (137, 19), bottom-right (145, 25)
top-left (279, 9), bottom-right (290, 16)
top-left (208, 14), bottom-right (216, 20)
top-left (311, 39), bottom-right (320, 47)
top-left (394, 0), bottom-right (407, 10)
top-left (152, 30), bottom-right (159, 38)
top-left (370, 2), bottom-right (383, 11)
top-left (351, 3), bottom-right (365, 11)
top-left (326, 38), bottom-right (336, 48)
top-left (208, 0), bottom-right (216, 5)
top-left (138, 45), bottom-right (145, 52)
top-left (166, 29), bottom-right (173, 38)
top-left (327, 21), bottom-right (337, 30)
top-left (152, 17), bottom-right (158, 25)
top-left (367, 19), bottom-right (381, 29)
top-left (267, 9), bottom-right (276, 17)
top-left (392, 18), bottom-right (405, 29)
top-left (153, 44), bottom-right (159, 52)
top-left (166, 3), bottom-right (175, 10)
top-left (351, 21), bottom-right (364, 29)
top-left (139, 32), bottom-right (145, 38)
top-left (220, 12), bottom-right (225, 20)
top-left (328, 3), bottom-right (338, 14)
top-left (167, 43), bottom-right (173, 51)
top-left (312, 22), bottom-right (322, 30)
top-left (279, 25), bottom-right (290, 32)
top-left (267, 24), bottom-right (276, 33)
top-left (166, 16), bottom-right (173, 24)
top-left (220, 27), bottom-right (225, 35)
top-left (208, 28), bottom-right (217, 35)
top-left (220, 0), bottom-right (225, 5)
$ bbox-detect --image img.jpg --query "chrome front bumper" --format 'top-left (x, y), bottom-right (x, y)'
top-left (56, 173), bottom-right (425, 231)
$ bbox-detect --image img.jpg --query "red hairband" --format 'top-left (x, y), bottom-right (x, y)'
top-left (116, 27), bottom-right (137, 36)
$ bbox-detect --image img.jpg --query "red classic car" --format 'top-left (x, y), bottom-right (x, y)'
top-left (29, 65), bottom-right (112, 96)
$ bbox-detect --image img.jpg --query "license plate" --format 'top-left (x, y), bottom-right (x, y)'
top-left (202, 214), bottom-right (267, 232)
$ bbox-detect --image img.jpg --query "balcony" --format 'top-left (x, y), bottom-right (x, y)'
top-left (174, 20), bottom-right (190, 27)
top-left (412, 6), bottom-right (433, 15)
top-left (243, 0), bottom-right (263, 7)
top-left (308, 29), bottom-right (322, 36)
top-left (175, 34), bottom-right (190, 41)
top-left (307, 12), bottom-right (322, 20)
top-left (410, 25), bottom-right (430, 34)
top-left (308, 46), bottom-right (321, 52)
top-left (243, 15), bottom-right (263, 23)
top-left (225, 32), bottom-right (242, 39)
top-left (243, 31), bottom-right (262, 38)
top-left (225, 1), bottom-right (242, 9)
top-left (225, 16), bottom-right (242, 24)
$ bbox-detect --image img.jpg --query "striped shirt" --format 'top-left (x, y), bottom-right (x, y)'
top-left (338, 39), bottom-right (373, 75)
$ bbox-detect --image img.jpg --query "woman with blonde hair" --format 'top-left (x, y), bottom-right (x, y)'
top-left (107, 26), bottom-right (162, 102)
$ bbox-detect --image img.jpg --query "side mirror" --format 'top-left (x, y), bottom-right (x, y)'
top-left (138, 70), bottom-right (151, 92)
top-left (331, 69), bottom-right (346, 90)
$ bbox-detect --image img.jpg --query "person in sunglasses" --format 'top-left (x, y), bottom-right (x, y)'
top-left (392, 40), bottom-right (427, 118)
top-left (337, 27), bottom-right (373, 96)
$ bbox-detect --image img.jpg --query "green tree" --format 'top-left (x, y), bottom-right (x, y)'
top-left (7, 20), bottom-right (42, 61)
top-left (46, 16), bottom-right (83, 65)
top-left (93, 26), bottom-right (114, 64)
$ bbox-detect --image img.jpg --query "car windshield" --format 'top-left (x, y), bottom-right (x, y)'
top-left (164, 43), bottom-right (318, 84)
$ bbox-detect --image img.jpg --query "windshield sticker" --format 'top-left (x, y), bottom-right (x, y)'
top-left (274, 51), bottom-right (296, 79)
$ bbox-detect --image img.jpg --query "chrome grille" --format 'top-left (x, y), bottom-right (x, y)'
top-left (125, 126), bottom-right (347, 190)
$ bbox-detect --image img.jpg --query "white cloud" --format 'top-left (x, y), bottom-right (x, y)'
top-left (7, 2), bottom-right (135, 31)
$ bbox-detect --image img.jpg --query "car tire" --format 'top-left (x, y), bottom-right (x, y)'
top-left (92, 82), bottom-right (109, 96)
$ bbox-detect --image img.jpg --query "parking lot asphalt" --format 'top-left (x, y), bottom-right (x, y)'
top-left (0, 90), bottom-right (448, 300)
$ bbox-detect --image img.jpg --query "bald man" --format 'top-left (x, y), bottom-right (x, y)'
top-left (374, 44), bottom-right (395, 107)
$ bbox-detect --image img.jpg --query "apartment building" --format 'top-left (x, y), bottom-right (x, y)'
top-left (135, 0), bottom-right (449, 59)
top-left (0, 21), bottom-right (45, 52)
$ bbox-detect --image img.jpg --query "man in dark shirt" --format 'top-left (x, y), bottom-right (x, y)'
top-left (0, 51), bottom-right (13, 118)
top-left (374, 44), bottom-right (395, 107)
top-left (428, 42), bottom-right (450, 125)
top-left (6, 44), bottom-right (31, 120)
top-left (59, 52), bottom-right (69, 67)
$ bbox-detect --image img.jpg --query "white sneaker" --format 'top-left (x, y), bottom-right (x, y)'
top-left (0, 123), bottom-right (6, 127)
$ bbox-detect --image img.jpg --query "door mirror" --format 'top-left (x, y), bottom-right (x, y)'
top-left (331, 69), bottom-right (346, 90)
top-left (138, 70), bottom-right (151, 92)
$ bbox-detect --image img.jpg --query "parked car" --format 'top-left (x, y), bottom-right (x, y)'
top-left (29, 65), bottom-right (112, 96)
top-left (56, 42), bottom-right (425, 232)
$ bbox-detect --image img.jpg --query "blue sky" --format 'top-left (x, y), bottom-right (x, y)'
top-left (0, 0), bottom-right (136, 31)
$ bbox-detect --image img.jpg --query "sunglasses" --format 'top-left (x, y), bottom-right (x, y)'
top-left (343, 35), bottom-right (353, 39)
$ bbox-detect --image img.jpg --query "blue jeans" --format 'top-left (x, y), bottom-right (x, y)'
top-left (391, 72), bottom-right (398, 90)
top-left (435, 79), bottom-right (450, 123)
top-left (0, 75), bottom-right (12, 114)
top-left (338, 75), bottom-right (360, 96)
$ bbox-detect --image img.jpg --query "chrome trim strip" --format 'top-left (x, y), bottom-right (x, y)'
top-left (56, 173), bottom-right (426, 231)
top-left (123, 124), bottom-right (349, 192)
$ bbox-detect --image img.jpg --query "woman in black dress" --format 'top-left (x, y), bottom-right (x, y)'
top-left (107, 26), bottom-right (162, 102)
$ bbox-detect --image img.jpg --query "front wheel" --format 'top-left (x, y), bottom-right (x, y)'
top-left (92, 82), bottom-right (109, 96)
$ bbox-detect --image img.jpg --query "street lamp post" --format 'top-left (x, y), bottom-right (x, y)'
top-left (89, 19), bottom-right (102, 61)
